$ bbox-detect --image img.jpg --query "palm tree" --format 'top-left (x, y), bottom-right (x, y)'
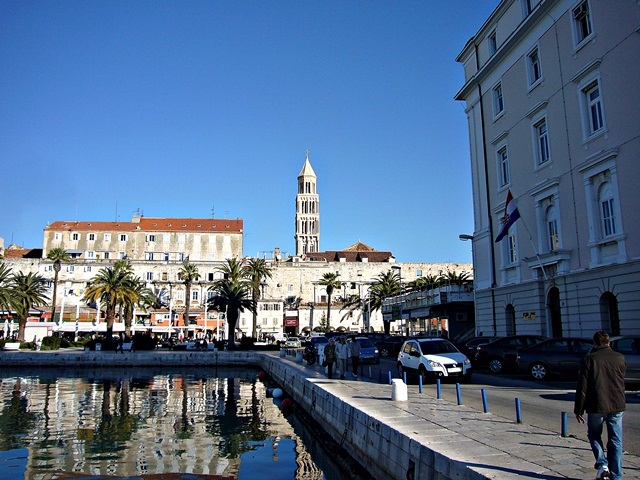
top-left (83, 265), bottom-right (136, 339)
top-left (207, 261), bottom-right (255, 350)
top-left (442, 270), bottom-right (472, 286)
top-left (244, 258), bottom-right (272, 339)
top-left (178, 262), bottom-right (200, 328)
top-left (121, 276), bottom-right (156, 336)
top-left (46, 248), bottom-right (70, 324)
top-left (368, 271), bottom-right (401, 335)
top-left (318, 272), bottom-right (341, 331)
top-left (8, 271), bottom-right (49, 342)
top-left (0, 263), bottom-right (13, 313)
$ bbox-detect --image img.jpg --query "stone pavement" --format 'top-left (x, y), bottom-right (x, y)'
top-left (271, 351), bottom-right (640, 480)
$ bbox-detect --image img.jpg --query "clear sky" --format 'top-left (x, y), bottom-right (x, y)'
top-left (1, 1), bottom-right (498, 263)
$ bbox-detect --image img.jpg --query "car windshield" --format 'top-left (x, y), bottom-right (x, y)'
top-left (356, 338), bottom-right (375, 347)
top-left (418, 340), bottom-right (459, 355)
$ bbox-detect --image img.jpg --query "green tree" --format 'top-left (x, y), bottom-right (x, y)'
top-left (8, 271), bottom-right (49, 342)
top-left (122, 276), bottom-right (155, 336)
top-left (244, 258), bottom-right (272, 339)
top-left (442, 269), bottom-right (472, 286)
top-left (318, 272), bottom-right (341, 331)
top-left (178, 261), bottom-right (200, 328)
top-left (207, 259), bottom-right (256, 350)
top-left (368, 271), bottom-right (401, 335)
top-left (46, 248), bottom-right (70, 323)
top-left (0, 263), bottom-right (13, 313)
top-left (83, 265), bottom-right (136, 339)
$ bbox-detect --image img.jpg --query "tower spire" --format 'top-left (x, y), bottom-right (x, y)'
top-left (295, 151), bottom-right (320, 256)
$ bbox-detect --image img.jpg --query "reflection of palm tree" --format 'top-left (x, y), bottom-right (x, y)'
top-left (46, 247), bottom-right (70, 324)
top-left (0, 379), bottom-right (36, 450)
top-left (318, 272), bottom-right (341, 331)
top-left (177, 375), bottom-right (194, 439)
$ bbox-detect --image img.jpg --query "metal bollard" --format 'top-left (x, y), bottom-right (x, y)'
top-left (515, 398), bottom-right (522, 423)
top-left (561, 412), bottom-right (568, 437)
top-left (456, 383), bottom-right (462, 405)
top-left (388, 371), bottom-right (392, 385)
top-left (418, 375), bottom-right (423, 393)
top-left (436, 378), bottom-right (441, 399)
top-left (481, 388), bottom-right (489, 413)
top-left (403, 371), bottom-right (407, 384)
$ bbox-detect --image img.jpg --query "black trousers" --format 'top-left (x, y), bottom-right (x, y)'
top-left (351, 356), bottom-right (360, 375)
top-left (327, 361), bottom-right (335, 379)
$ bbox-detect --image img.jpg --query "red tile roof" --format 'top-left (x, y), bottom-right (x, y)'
top-left (45, 217), bottom-right (243, 233)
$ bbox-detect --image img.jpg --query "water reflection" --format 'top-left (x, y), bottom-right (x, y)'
top-left (0, 367), bottom-right (344, 479)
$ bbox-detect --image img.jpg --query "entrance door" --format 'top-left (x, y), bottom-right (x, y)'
top-left (548, 287), bottom-right (562, 338)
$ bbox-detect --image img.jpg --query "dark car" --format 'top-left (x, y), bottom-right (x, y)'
top-left (516, 337), bottom-right (592, 380)
top-left (456, 336), bottom-right (500, 362)
top-left (376, 336), bottom-right (408, 358)
top-left (607, 336), bottom-right (640, 385)
top-left (475, 335), bottom-right (548, 373)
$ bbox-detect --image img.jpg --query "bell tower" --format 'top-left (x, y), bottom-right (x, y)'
top-left (295, 150), bottom-right (320, 255)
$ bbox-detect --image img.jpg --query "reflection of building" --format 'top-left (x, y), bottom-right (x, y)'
top-left (5, 371), bottom-right (323, 478)
top-left (455, 1), bottom-right (640, 337)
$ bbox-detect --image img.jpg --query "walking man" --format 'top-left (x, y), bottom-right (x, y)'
top-left (350, 338), bottom-right (361, 378)
top-left (336, 337), bottom-right (349, 379)
top-left (574, 331), bottom-right (626, 480)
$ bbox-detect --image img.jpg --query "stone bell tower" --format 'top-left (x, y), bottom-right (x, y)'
top-left (295, 150), bottom-right (320, 255)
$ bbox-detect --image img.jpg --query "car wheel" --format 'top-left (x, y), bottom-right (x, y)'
top-left (530, 362), bottom-right (547, 380)
top-left (381, 348), bottom-right (390, 357)
top-left (418, 365), bottom-right (428, 382)
top-left (489, 357), bottom-right (504, 374)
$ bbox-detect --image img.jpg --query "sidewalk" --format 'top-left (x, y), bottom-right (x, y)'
top-left (273, 351), bottom-right (640, 480)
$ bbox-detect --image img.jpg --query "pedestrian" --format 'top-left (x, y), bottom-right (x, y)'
top-left (350, 337), bottom-right (361, 378)
top-left (336, 336), bottom-right (349, 379)
top-left (324, 338), bottom-right (337, 379)
top-left (116, 333), bottom-right (124, 353)
top-left (574, 331), bottom-right (626, 480)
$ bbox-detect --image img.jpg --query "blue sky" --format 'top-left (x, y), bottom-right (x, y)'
top-left (0, 1), bottom-right (498, 263)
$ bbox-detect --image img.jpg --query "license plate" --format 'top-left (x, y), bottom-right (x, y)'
top-left (448, 367), bottom-right (461, 373)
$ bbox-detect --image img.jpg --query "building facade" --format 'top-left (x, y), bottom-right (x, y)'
top-left (455, 0), bottom-right (640, 337)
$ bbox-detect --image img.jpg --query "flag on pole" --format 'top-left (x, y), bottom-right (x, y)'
top-left (495, 189), bottom-right (521, 242)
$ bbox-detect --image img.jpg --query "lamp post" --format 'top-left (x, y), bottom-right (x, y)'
top-left (391, 266), bottom-right (404, 335)
top-left (51, 260), bottom-right (61, 324)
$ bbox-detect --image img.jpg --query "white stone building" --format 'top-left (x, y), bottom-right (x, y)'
top-left (455, 0), bottom-right (640, 337)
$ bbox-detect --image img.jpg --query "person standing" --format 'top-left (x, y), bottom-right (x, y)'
top-left (350, 338), bottom-right (361, 378)
top-left (574, 331), bottom-right (626, 480)
top-left (324, 338), bottom-right (337, 379)
top-left (336, 337), bottom-right (349, 379)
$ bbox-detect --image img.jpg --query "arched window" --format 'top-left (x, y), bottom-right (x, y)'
top-left (598, 182), bottom-right (616, 238)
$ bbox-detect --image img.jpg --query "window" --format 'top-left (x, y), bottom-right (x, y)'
top-left (164, 253), bottom-right (170, 261)
top-left (87, 233), bottom-right (96, 241)
top-left (86, 251), bottom-right (95, 259)
top-left (119, 252), bottom-right (126, 259)
top-left (488, 30), bottom-right (497, 56)
top-left (146, 252), bottom-right (155, 261)
top-left (146, 234), bottom-right (156, 242)
top-left (162, 272), bottom-right (168, 281)
top-left (508, 234), bottom-right (517, 264)
top-left (523, 0), bottom-right (540, 15)
top-left (492, 82), bottom-right (504, 116)
top-left (207, 272), bottom-right (215, 281)
top-left (546, 206), bottom-right (560, 251)
top-left (584, 81), bottom-right (604, 134)
top-left (572, 0), bottom-right (592, 46)
top-left (177, 253), bottom-right (185, 261)
top-left (84, 266), bottom-right (92, 272)
top-left (71, 233), bottom-right (79, 241)
top-left (178, 234), bottom-right (186, 244)
top-left (103, 252), bottom-right (110, 259)
top-left (119, 234), bottom-right (128, 242)
top-left (104, 233), bottom-right (111, 242)
top-left (599, 183), bottom-right (616, 237)
top-left (192, 291), bottom-right (198, 301)
top-left (146, 272), bottom-right (154, 281)
top-left (527, 47), bottom-right (542, 86)
top-left (54, 233), bottom-right (61, 241)
top-left (497, 146), bottom-right (510, 187)
top-left (534, 118), bottom-right (550, 165)
top-left (67, 265), bottom-right (75, 273)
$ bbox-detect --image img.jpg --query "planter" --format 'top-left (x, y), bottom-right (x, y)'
top-left (3, 342), bottom-right (21, 351)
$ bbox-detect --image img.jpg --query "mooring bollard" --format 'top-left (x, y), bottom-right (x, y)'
top-left (456, 383), bottom-right (462, 405)
top-left (368, 366), bottom-right (371, 378)
top-left (388, 371), bottom-right (392, 385)
top-left (481, 388), bottom-right (489, 413)
top-left (436, 378), bottom-right (441, 399)
top-left (561, 412), bottom-right (568, 437)
top-left (418, 375), bottom-right (423, 393)
top-left (391, 378), bottom-right (408, 401)
top-left (515, 398), bottom-right (522, 423)
top-left (403, 371), bottom-right (407, 384)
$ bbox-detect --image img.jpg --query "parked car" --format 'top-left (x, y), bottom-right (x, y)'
top-left (475, 335), bottom-right (548, 373)
top-left (285, 336), bottom-right (302, 348)
top-left (608, 336), bottom-right (640, 386)
top-left (516, 337), bottom-right (592, 380)
top-left (351, 337), bottom-right (380, 364)
top-left (456, 336), bottom-right (500, 362)
top-left (397, 338), bottom-right (472, 382)
top-left (376, 336), bottom-right (407, 358)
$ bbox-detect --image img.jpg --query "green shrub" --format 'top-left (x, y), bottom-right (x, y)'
top-left (41, 336), bottom-right (62, 350)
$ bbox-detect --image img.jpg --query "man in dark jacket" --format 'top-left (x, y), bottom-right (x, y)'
top-left (574, 331), bottom-right (626, 480)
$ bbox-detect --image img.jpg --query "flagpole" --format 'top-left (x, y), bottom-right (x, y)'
top-left (518, 216), bottom-right (548, 281)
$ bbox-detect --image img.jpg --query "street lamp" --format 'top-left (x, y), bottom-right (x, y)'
top-left (51, 260), bottom-right (61, 324)
top-left (391, 266), bottom-right (404, 335)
